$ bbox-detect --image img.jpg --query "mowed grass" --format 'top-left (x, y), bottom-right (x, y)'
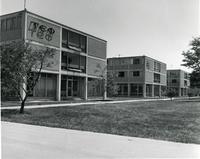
top-left (2, 99), bottom-right (200, 144)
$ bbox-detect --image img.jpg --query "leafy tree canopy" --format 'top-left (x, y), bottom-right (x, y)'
top-left (182, 37), bottom-right (200, 73)
top-left (1, 41), bottom-right (55, 113)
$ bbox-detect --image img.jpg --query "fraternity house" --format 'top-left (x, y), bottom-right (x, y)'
top-left (0, 10), bottom-right (107, 101)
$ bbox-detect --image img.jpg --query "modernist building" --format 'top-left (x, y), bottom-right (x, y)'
top-left (167, 69), bottom-right (190, 96)
top-left (0, 10), bottom-right (107, 101)
top-left (107, 56), bottom-right (167, 97)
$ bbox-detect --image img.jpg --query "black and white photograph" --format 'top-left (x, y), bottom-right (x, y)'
top-left (1, 0), bottom-right (200, 158)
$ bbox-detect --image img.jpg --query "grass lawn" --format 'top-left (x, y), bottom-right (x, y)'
top-left (2, 99), bottom-right (200, 144)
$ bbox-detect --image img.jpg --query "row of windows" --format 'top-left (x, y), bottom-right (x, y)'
top-left (169, 79), bottom-right (188, 86)
top-left (62, 28), bottom-right (87, 53)
top-left (1, 16), bottom-right (22, 32)
top-left (108, 58), bottom-right (142, 66)
top-left (118, 71), bottom-right (141, 77)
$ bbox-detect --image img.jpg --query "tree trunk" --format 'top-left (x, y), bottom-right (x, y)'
top-left (19, 100), bottom-right (25, 113)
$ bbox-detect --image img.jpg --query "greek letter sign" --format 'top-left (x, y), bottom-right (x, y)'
top-left (27, 15), bottom-right (60, 47)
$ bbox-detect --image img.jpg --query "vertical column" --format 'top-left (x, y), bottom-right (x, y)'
top-left (159, 85), bottom-right (161, 97)
top-left (128, 83), bottom-right (131, 97)
top-left (56, 74), bottom-right (61, 101)
top-left (152, 84), bottom-right (154, 97)
top-left (143, 83), bottom-right (146, 97)
top-left (179, 87), bottom-right (181, 97)
top-left (84, 77), bottom-right (88, 100)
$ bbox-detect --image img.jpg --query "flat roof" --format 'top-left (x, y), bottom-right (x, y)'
top-left (108, 55), bottom-right (166, 64)
top-left (0, 9), bottom-right (107, 43)
top-left (167, 69), bottom-right (189, 73)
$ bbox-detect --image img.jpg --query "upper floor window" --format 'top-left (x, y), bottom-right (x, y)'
top-left (1, 16), bottom-right (22, 32)
top-left (61, 51), bottom-right (86, 73)
top-left (146, 61), bottom-right (150, 70)
top-left (154, 73), bottom-right (160, 83)
top-left (172, 79), bottom-right (177, 83)
top-left (1, 19), bottom-right (6, 31)
top-left (132, 58), bottom-right (140, 64)
top-left (184, 73), bottom-right (188, 79)
top-left (133, 71), bottom-right (140, 77)
top-left (62, 28), bottom-right (86, 53)
top-left (118, 71), bottom-right (125, 77)
top-left (154, 62), bottom-right (161, 72)
top-left (184, 80), bottom-right (187, 86)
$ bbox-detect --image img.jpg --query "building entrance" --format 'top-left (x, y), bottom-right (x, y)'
top-left (61, 75), bottom-right (82, 99)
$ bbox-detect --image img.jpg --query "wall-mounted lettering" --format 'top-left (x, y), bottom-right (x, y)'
top-left (28, 21), bottom-right (55, 41)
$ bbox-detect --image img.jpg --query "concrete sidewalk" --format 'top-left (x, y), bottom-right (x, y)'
top-left (2, 121), bottom-right (200, 158)
top-left (1, 98), bottom-right (170, 110)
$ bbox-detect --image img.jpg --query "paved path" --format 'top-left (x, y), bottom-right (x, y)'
top-left (2, 121), bottom-right (200, 158)
top-left (1, 98), bottom-right (170, 110)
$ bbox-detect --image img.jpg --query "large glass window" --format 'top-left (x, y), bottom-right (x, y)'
top-left (118, 83), bottom-right (128, 96)
top-left (1, 19), bottom-right (6, 31)
top-left (133, 71), bottom-right (140, 77)
top-left (130, 84), bottom-right (143, 96)
top-left (61, 51), bottom-right (86, 73)
top-left (154, 73), bottom-right (160, 83)
top-left (62, 28), bottom-right (86, 53)
top-left (154, 62), bottom-right (161, 72)
top-left (118, 71), bottom-right (125, 77)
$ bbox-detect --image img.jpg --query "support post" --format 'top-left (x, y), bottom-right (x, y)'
top-left (152, 84), bottom-right (154, 97)
top-left (143, 83), bottom-right (146, 98)
top-left (84, 77), bottom-right (88, 100)
top-left (56, 74), bottom-right (61, 101)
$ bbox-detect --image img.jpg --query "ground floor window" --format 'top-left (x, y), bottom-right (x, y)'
top-left (146, 84), bottom-right (152, 97)
top-left (154, 85), bottom-right (160, 96)
top-left (130, 84), bottom-right (143, 96)
top-left (117, 83), bottom-right (128, 96)
top-left (33, 73), bottom-right (57, 98)
top-left (88, 78), bottom-right (103, 97)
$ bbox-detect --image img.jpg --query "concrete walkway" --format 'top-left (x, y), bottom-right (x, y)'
top-left (1, 98), bottom-right (170, 110)
top-left (2, 121), bottom-right (200, 158)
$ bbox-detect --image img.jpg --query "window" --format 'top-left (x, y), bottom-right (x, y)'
top-left (16, 16), bottom-right (22, 29)
top-left (133, 58), bottom-right (140, 64)
top-left (62, 29), bottom-right (87, 53)
top-left (68, 31), bottom-right (80, 48)
top-left (61, 51), bottom-right (86, 73)
top-left (130, 84), bottom-right (143, 96)
top-left (1, 19), bottom-right (6, 31)
top-left (184, 80), bottom-right (187, 86)
top-left (6, 18), bottom-right (12, 31)
top-left (184, 73), bottom-right (188, 79)
top-left (133, 71), bottom-right (140, 77)
top-left (154, 62), bottom-right (161, 72)
top-left (154, 73), bottom-right (160, 83)
top-left (118, 71), bottom-right (125, 77)
top-left (172, 79), bottom-right (177, 83)
top-left (146, 61), bottom-right (150, 70)
top-left (62, 29), bottom-right (68, 48)
top-left (118, 84), bottom-right (128, 96)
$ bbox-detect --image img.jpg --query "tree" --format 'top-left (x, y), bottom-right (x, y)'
top-left (107, 71), bottom-right (119, 97)
top-left (182, 37), bottom-right (200, 73)
top-left (94, 64), bottom-right (107, 100)
top-left (189, 71), bottom-right (200, 88)
top-left (1, 41), bottom-right (55, 113)
top-left (94, 64), bottom-right (119, 100)
top-left (166, 89), bottom-right (176, 100)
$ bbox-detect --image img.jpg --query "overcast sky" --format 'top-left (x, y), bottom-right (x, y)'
top-left (1, 0), bottom-right (199, 71)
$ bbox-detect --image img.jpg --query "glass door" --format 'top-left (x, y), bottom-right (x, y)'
top-left (67, 80), bottom-right (73, 97)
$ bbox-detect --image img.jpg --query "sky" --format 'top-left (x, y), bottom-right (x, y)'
top-left (1, 0), bottom-right (200, 72)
